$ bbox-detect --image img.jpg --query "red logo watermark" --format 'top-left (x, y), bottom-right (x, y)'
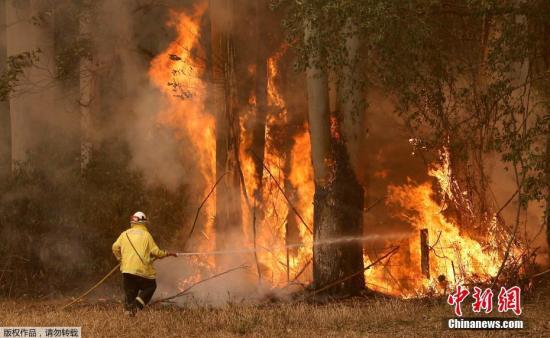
top-left (447, 285), bottom-right (522, 316)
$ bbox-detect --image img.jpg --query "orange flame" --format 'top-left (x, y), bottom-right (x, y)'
top-left (149, 4), bottom-right (216, 260)
top-left (365, 148), bottom-right (516, 297)
top-left (149, 5), bottom-right (521, 298)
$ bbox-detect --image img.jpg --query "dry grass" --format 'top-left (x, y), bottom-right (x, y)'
top-left (1, 294), bottom-right (549, 337)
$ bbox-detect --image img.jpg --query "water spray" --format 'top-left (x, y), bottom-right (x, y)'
top-left (175, 233), bottom-right (410, 257)
top-left (59, 232), bottom-right (408, 310)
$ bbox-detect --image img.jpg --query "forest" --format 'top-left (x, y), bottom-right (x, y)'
top-left (0, 0), bottom-right (549, 336)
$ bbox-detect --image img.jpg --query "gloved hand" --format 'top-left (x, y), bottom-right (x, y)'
top-left (165, 252), bottom-right (178, 258)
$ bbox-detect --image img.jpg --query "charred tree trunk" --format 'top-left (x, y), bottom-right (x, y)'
top-left (0, 1), bottom-right (11, 182)
top-left (234, 0), bottom-right (267, 216)
top-left (337, 17), bottom-right (365, 290)
top-left (210, 0), bottom-right (243, 253)
top-left (306, 16), bottom-right (364, 296)
top-left (312, 142), bottom-right (365, 295)
top-left (251, 0), bottom-right (268, 202)
top-left (250, 1), bottom-right (268, 277)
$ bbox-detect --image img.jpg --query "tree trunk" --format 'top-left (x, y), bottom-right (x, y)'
top-left (305, 20), bottom-right (330, 186)
top-left (249, 0), bottom-right (268, 278)
top-left (210, 0), bottom-right (243, 254)
top-left (339, 18), bottom-right (364, 178)
top-left (0, 0), bottom-right (11, 182)
top-left (79, 1), bottom-right (95, 171)
top-left (336, 17), bottom-right (365, 289)
top-left (306, 16), bottom-right (364, 296)
top-left (53, 0), bottom-right (81, 172)
top-left (251, 0), bottom-right (268, 202)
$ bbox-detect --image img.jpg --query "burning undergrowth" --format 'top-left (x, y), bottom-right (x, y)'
top-left (365, 149), bottom-right (527, 298)
top-left (147, 4), bottom-right (529, 304)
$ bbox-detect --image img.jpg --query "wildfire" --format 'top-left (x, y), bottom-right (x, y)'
top-left (149, 4), bottom-right (520, 299)
top-left (149, 3), bottom-right (216, 260)
top-left (365, 149), bottom-right (510, 297)
top-left (246, 43), bottom-right (314, 286)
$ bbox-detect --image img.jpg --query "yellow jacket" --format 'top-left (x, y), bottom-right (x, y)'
top-left (112, 223), bottom-right (167, 279)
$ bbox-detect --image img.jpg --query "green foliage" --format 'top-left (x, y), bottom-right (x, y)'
top-left (278, 0), bottom-right (549, 214)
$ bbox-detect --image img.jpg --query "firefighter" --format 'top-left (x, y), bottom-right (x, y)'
top-left (112, 211), bottom-right (176, 316)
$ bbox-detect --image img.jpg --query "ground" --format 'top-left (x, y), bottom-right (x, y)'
top-left (1, 293), bottom-right (549, 337)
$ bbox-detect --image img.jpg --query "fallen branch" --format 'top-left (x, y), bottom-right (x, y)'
top-left (252, 199), bottom-right (262, 281)
top-left (236, 158), bottom-right (252, 213)
top-left (364, 196), bottom-right (385, 213)
top-left (235, 156), bottom-right (262, 281)
top-left (495, 189), bottom-right (519, 218)
top-left (60, 263), bottom-right (120, 310)
top-left (152, 264), bottom-right (249, 304)
top-left (303, 246), bottom-right (400, 300)
top-left (292, 259), bottom-right (311, 282)
top-left (183, 172), bottom-right (227, 250)
top-left (251, 151), bottom-right (313, 234)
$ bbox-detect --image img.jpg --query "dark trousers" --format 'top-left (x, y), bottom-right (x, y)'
top-left (122, 273), bottom-right (157, 311)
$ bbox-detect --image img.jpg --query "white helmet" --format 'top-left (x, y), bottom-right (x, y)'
top-left (131, 211), bottom-right (148, 224)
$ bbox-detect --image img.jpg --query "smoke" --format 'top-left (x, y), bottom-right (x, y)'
top-left (358, 87), bottom-right (549, 270)
top-left (0, 0), bottom-right (197, 295)
top-left (91, 0), bottom-right (191, 189)
top-left (2, 0), bottom-right (547, 299)
top-left (360, 89), bottom-right (429, 252)
top-left (154, 253), bottom-right (259, 306)
top-left (489, 156), bottom-right (548, 265)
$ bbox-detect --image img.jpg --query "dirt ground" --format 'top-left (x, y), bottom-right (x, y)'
top-left (1, 292), bottom-right (549, 338)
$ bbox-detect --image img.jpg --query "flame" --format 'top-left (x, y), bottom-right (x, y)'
top-left (329, 115), bottom-right (340, 140)
top-left (149, 3), bottom-right (216, 261)
top-left (149, 5), bottom-right (522, 298)
top-left (288, 130), bottom-right (315, 279)
top-left (365, 148), bottom-right (514, 297)
top-left (233, 42), bottom-right (315, 286)
top-left (253, 43), bottom-right (313, 286)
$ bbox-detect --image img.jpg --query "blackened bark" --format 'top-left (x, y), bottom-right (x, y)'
top-left (305, 14), bottom-right (364, 296)
top-left (251, 0), bottom-right (268, 202)
top-left (210, 0), bottom-right (243, 253)
top-left (312, 141), bottom-right (364, 295)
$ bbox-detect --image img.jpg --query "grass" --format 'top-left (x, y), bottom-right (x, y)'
top-left (1, 294), bottom-right (549, 337)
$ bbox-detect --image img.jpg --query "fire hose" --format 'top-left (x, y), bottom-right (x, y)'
top-left (59, 248), bottom-right (285, 310)
top-left (58, 250), bottom-right (257, 310)
top-left (58, 249), bottom-right (257, 311)
top-left (60, 234), bottom-right (411, 310)
top-left (60, 263), bottom-right (120, 310)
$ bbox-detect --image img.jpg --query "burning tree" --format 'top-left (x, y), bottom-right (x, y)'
top-left (303, 4), bottom-right (365, 295)
top-left (145, 0), bottom-right (550, 300)
top-left (4, 0), bottom-right (549, 300)
top-left (209, 0), bottom-right (244, 256)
